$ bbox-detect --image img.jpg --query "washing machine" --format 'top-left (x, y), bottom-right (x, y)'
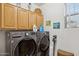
top-left (36, 31), bottom-right (50, 56)
top-left (6, 31), bottom-right (37, 56)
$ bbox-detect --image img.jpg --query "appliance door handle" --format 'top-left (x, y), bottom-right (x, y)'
top-left (12, 36), bottom-right (22, 38)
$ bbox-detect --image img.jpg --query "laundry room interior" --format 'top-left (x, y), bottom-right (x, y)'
top-left (0, 3), bottom-right (79, 56)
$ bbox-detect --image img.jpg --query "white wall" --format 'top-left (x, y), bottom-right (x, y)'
top-left (10, 3), bottom-right (41, 11)
top-left (41, 3), bottom-right (79, 56)
top-left (18, 3), bottom-right (41, 11)
top-left (0, 31), bottom-right (6, 55)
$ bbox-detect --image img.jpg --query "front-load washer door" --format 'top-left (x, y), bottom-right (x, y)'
top-left (14, 38), bottom-right (37, 56)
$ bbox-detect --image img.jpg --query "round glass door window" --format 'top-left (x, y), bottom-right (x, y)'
top-left (39, 35), bottom-right (49, 52)
top-left (14, 39), bottom-right (37, 56)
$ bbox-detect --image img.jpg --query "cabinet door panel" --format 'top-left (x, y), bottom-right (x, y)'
top-left (17, 8), bottom-right (28, 29)
top-left (4, 4), bottom-right (17, 29)
top-left (36, 14), bottom-right (43, 29)
top-left (28, 11), bottom-right (36, 29)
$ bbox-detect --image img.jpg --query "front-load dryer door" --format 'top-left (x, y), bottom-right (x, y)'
top-left (14, 38), bottom-right (37, 56)
top-left (39, 35), bottom-right (49, 52)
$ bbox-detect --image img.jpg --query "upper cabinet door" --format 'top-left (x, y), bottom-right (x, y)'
top-left (36, 14), bottom-right (43, 29)
top-left (17, 8), bottom-right (28, 29)
top-left (28, 11), bottom-right (37, 30)
top-left (3, 4), bottom-right (17, 29)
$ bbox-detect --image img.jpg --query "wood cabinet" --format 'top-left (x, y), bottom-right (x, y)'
top-left (36, 14), bottom-right (43, 29)
top-left (0, 3), bottom-right (44, 30)
top-left (28, 11), bottom-right (44, 30)
top-left (17, 8), bottom-right (28, 29)
top-left (0, 3), bottom-right (17, 29)
top-left (28, 11), bottom-right (37, 30)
